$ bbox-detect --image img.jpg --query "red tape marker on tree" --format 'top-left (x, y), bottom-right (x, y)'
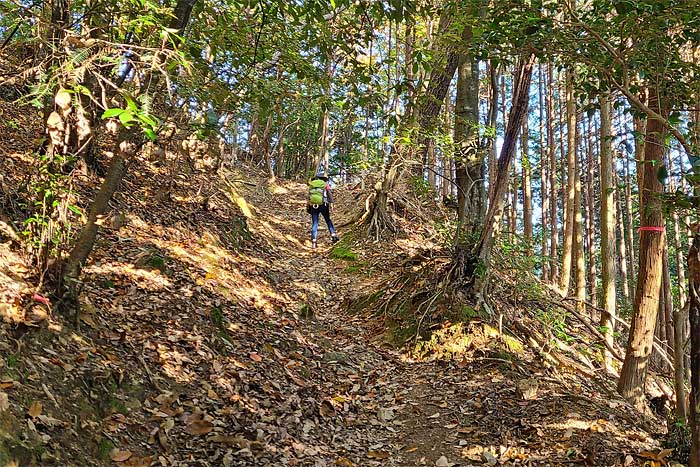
top-left (637, 226), bottom-right (665, 233)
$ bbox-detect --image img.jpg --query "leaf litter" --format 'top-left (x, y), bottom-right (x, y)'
top-left (0, 145), bottom-right (675, 466)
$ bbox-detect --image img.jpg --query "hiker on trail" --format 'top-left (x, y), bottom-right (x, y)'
top-left (307, 175), bottom-right (339, 249)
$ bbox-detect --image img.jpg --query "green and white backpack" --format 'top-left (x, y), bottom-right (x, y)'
top-left (308, 179), bottom-right (326, 205)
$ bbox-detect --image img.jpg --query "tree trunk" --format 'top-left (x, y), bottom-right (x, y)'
top-left (585, 115), bottom-right (598, 309)
top-left (414, 8), bottom-right (471, 177)
top-left (140, 0), bottom-right (198, 95)
top-left (623, 155), bottom-right (636, 306)
top-left (547, 63), bottom-right (559, 283)
top-left (631, 112), bottom-right (646, 287)
top-left (510, 163), bottom-right (518, 238)
top-left (689, 231), bottom-right (700, 465)
top-left (616, 179), bottom-right (631, 305)
top-left (60, 128), bottom-right (137, 307)
top-left (538, 64), bottom-right (549, 281)
top-left (656, 257), bottom-right (669, 372)
top-left (467, 54), bottom-right (535, 281)
top-left (365, 6), bottom-right (468, 237)
top-left (442, 91), bottom-right (453, 200)
top-left (618, 87), bottom-right (669, 410)
top-left (487, 61), bottom-right (499, 202)
top-left (574, 145), bottom-right (586, 310)
top-left (454, 44), bottom-right (483, 239)
top-left (663, 248), bottom-right (674, 375)
top-left (427, 139), bottom-right (436, 190)
top-left (559, 71), bottom-right (577, 295)
top-left (522, 117), bottom-right (533, 245)
top-left (599, 92), bottom-right (616, 372)
top-left (262, 113), bottom-right (275, 180)
top-left (670, 153), bottom-right (688, 307)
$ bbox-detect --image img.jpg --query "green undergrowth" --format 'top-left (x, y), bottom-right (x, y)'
top-left (330, 234), bottom-right (359, 261)
top-left (343, 261), bottom-right (367, 273)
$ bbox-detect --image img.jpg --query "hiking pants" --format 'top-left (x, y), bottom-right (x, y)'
top-left (311, 204), bottom-right (336, 240)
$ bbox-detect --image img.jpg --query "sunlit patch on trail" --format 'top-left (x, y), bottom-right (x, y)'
top-left (85, 262), bottom-right (173, 290)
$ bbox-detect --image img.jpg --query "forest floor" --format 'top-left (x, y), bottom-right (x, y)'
top-left (0, 100), bottom-right (679, 466)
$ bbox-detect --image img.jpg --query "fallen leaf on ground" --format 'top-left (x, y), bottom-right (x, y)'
top-left (110, 449), bottom-right (133, 462)
top-left (250, 352), bottom-right (262, 362)
top-left (184, 420), bottom-right (213, 435)
top-left (27, 401), bottom-right (42, 418)
top-left (320, 400), bottom-right (336, 418)
top-left (367, 450), bottom-right (390, 460)
top-left (335, 457), bottom-right (355, 466)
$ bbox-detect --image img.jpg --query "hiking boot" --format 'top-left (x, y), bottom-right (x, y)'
top-left (312, 240), bottom-right (318, 249)
top-left (331, 235), bottom-right (340, 244)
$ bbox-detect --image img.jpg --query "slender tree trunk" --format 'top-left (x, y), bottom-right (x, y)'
top-left (467, 54), bottom-right (535, 282)
top-left (140, 0), bottom-right (198, 96)
top-left (487, 61), bottom-right (499, 202)
top-left (618, 87), bottom-right (669, 410)
top-left (599, 92), bottom-right (616, 372)
top-left (585, 115), bottom-right (598, 308)
top-left (559, 71), bottom-right (577, 295)
top-left (656, 259), bottom-right (669, 371)
top-left (538, 64), bottom-right (549, 281)
top-left (547, 64), bottom-right (559, 283)
top-left (262, 113), bottom-right (275, 179)
top-left (61, 128), bottom-right (137, 305)
top-left (616, 180), bottom-right (631, 306)
top-left (574, 136), bottom-right (586, 310)
top-left (662, 248), bottom-right (675, 375)
top-left (624, 156), bottom-right (636, 306)
top-left (675, 303), bottom-right (689, 423)
top-left (510, 163), bottom-right (518, 237)
top-left (427, 139), bottom-right (437, 190)
top-left (631, 112), bottom-right (647, 288)
top-left (689, 96), bottom-right (700, 461)
top-left (250, 109), bottom-right (262, 163)
top-left (671, 151), bottom-right (690, 420)
top-left (500, 74), bottom-right (510, 235)
top-left (670, 153), bottom-right (688, 307)
top-left (405, 20), bottom-right (415, 111)
top-left (522, 117), bottom-right (533, 245)
top-left (442, 93), bottom-right (453, 200)
top-left (689, 231), bottom-right (700, 465)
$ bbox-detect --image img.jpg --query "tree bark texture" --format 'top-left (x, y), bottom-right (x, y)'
top-left (559, 71), bottom-right (577, 295)
top-left (538, 64), bottom-right (549, 280)
top-left (574, 136), bottom-right (586, 310)
top-left (689, 232), bottom-right (700, 465)
top-left (365, 7), bottom-right (467, 236)
top-left (585, 115), bottom-right (598, 308)
top-left (487, 61), bottom-right (499, 203)
top-left (616, 179), bottom-right (631, 305)
top-left (454, 44), bottom-right (483, 238)
top-left (547, 63), bottom-right (558, 283)
top-left (471, 54), bottom-right (535, 273)
top-left (414, 9), bottom-right (470, 176)
top-left (61, 129), bottom-right (136, 301)
top-left (617, 88), bottom-right (668, 410)
top-left (522, 117), bottom-right (533, 245)
top-left (599, 92), bottom-right (616, 372)
top-left (624, 155), bottom-right (637, 302)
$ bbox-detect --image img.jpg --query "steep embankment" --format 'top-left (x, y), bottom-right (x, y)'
top-left (0, 142), bottom-right (672, 466)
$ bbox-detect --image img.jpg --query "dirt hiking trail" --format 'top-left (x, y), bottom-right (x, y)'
top-left (0, 161), bottom-right (668, 467)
